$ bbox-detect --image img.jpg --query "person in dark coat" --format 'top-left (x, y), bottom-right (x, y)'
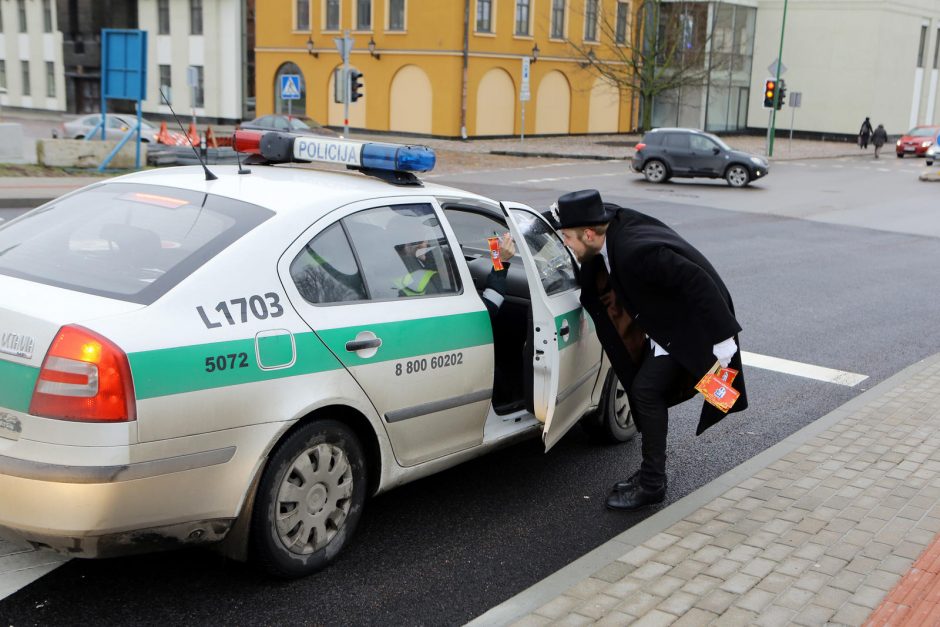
top-left (553, 189), bottom-right (747, 511)
top-left (871, 124), bottom-right (888, 159)
top-left (859, 117), bottom-right (874, 149)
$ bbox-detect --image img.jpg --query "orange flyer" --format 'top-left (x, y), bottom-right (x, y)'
top-left (695, 366), bottom-right (740, 413)
top-left (487, 236), bottom-right (504, 271)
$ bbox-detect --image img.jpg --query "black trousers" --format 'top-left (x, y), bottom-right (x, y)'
top-left (630, 346), bottom-right (684, 488)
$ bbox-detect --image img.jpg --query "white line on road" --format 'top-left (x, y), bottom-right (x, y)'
top-left (742, 351), bottom-right (868, 387)
top-left (0, 540), bottom-right (69, 601)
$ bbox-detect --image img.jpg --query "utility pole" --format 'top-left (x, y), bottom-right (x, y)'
top-left (768, 0), bottom-right (789, 157)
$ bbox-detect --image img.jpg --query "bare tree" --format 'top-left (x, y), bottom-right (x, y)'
top-left (569, 0), bottom-right (727, 131)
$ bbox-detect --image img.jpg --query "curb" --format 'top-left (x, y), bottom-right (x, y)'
top-left (467, 352), bottom-right (940, 627)
top-left (490, 150), bottom-right (623, 161)
top-left (0, 198), bottom-right (54, 209)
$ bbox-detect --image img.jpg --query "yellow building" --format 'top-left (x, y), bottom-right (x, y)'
top-left (255, 0), bottom-right (634, 137)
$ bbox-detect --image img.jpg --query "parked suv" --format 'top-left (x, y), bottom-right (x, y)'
top-left (631, 128), bottom-right (769, 188)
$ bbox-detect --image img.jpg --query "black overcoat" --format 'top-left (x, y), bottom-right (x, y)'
top-left (579, 205), bottom-right (748, 435)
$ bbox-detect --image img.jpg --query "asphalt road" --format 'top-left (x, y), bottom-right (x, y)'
top-left (2, 156), bottom-right (939, 625)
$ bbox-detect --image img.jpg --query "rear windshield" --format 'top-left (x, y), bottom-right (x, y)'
top-left (0, 182), bottom-right (273, 304)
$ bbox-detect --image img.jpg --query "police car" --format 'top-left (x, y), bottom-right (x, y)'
top-left (0, 132), bottom-right (634, 578)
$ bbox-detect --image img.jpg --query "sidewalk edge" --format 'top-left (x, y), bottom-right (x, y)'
top-left (467, 352), bottom-right (940, 627)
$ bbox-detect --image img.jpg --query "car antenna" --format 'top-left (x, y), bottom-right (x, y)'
top-left (159, 87), bottom-right (217, 181)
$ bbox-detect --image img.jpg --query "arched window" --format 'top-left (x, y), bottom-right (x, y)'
top-left (274, 62), bottom-right (307, 115)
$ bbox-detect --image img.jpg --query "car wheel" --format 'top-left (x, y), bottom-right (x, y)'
top-left (250, 419), bottom-right (366, 578)
top-left (927, 160), bottom-right (934, 166)
top-left (581, 370), bottom-right (637, 444)
top-left (725, 164), bottom-right (750, 188)
top-left (897, 153), bottom-right (904, 158)
top-left (643, 159), bottom-right (668, 184)
top-left (74, 135), bottom-right (84, 140)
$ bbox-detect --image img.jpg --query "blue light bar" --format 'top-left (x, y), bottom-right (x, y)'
top-left (361, 143), bottom-right (436, 173)
top-left (288, 135), bottom-right (435, 173)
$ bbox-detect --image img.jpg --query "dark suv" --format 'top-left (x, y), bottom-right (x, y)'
top-left (631, 128), bottom-right (769, 188)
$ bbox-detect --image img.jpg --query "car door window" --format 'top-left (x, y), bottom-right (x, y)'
top-left (107, 117), bottom-right (126, 129)
top-left (443, 208), bottom-right (506, 258)
top-left (344, 203), bottom-right (461, 300)
top-left (508, 209), bottom-right (577, 296)
top-left (273, 117), bottom-right (289, 130)
top-left (690, 135), bottom-right (717, 152)
top-left (290, 222), bottom-right (368, 305)
top-left (664, 133), bottom-right (690, 149)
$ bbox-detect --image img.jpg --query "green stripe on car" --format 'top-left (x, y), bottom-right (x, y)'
top-left (0, 359), bottom-right (39, 413)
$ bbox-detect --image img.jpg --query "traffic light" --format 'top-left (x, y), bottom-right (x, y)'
top-left (776, 78), bottom-right (787, 110)
top-left (349, 70), bottom-right (364, 103)
top-left (763, 79), bottom-right (777, 109)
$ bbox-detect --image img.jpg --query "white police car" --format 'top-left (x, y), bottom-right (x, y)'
top-left (0, 132), bottom-right (633, 577)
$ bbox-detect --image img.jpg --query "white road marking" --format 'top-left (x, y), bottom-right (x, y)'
top-left (742, 351), bottom-right (868, 387)
top-left (0, 539), bottom-right (69, 601)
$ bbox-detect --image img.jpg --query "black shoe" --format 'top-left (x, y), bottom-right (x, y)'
top-left (613, 472), bottom-right (667, 493)
top-left (606, 484), bottom-right (666, 511)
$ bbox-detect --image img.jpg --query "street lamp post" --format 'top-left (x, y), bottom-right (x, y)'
top-left (768, 0), bottom-right (789, 157)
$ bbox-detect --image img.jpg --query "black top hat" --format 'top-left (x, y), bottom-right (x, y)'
top-left (554, 189), bottom-right (616, 229)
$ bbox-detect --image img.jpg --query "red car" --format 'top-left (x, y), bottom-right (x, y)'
top-left (896, 125), bottom-right (940, 157)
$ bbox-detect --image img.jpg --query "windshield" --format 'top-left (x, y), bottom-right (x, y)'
top-left (705, 133), bottom-right (732, 151)
top-left (289, 118), bottom-right (314, 130)
top-left (0, 183), bottom-right (273, 304)
top-left (908, 127), bottom-right (937, 137)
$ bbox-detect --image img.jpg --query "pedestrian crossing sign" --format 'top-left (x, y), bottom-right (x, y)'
top-left (280, 75), bottom-right (302, 100)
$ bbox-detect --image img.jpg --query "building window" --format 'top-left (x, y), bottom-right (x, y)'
top-left (917, 25), bottom-right (928, 67)
top-left (190, 0), bottom-right (203, 34)
top-left (159, 64), bottom-right (172, 104)
top-left (43, 0), bottom-right (54, 32)
top-left (615, 1), bottom-right (629, 44)
top-left (551, 0), bottom-right (565, 39)
top-left (584, 0), bottom-right (598, 41)
top-left (296, 0), bottom-right (310, 30)
top-left (0, 61), bottom-right (6, 90)
top-left (17, 0), bottom-right (27, 32)
top-left (158, 0), bottom-right (170, 34)
top-left (356, 0), bottom-right (372, 30)
top-left (477, 0), bottom-right (492, 33)
top-left (389, 0), bottom-right (405, 30)
top-left (46, 61), bottom-right (55, 97)
top-left (21, 61), bottom-right (30, 96)
top-left (190, 65), bottom-right (204, 108)
top-left (515, 0), bottom-right (531, 35)
top-left (326, 0), bottom-right (340, 30)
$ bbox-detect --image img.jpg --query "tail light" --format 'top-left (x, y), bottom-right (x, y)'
top-left (635, 142), bottom-right (646, 152)
top-left (29, 325), bottom-right (136, 422)
top-left (232, 130), bottom-right (263, 154)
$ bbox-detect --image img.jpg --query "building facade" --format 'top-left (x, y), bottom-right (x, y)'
top-left (748, 0), bottom-right (940, 137)
top-left (0, 0), bottom-right (66, 112)
top-left (255, 0), bottom-right (635, 137)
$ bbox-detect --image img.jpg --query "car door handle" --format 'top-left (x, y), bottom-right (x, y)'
top-left (559, 327), bottom-right (570, 337)
top-left (346, 337), bottom-right (382, 352)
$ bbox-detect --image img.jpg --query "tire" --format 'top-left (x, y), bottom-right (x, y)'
top-left (927, 160), bottom-right (934, 166)
top-left (250, 419), bottom-right (367, 578)
top-left (725, 164), bottom-right (750, 188)
top-left (643, 159), bottom-right (668, 184)
top-left (897, 153), bottom-right (904, 159)
top-left (581, 370), bottom-right (637, 444)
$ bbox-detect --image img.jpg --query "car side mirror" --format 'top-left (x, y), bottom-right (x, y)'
top-left (712, 147), bottom-right (720, 155)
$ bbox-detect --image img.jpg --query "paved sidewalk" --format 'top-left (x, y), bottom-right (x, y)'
top-left (471, 353), bottom-right (940, 626)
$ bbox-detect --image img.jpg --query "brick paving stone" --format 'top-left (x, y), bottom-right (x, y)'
top-left (575, 594), bottom-right (624, 620)
top-left (616, 591), bottom-right (663, 617)
top-left (864, 570), bottom-right (902, 592)
top-left (671, 608), bottom-right (718, 627)
top-left (792, 571), bottom-right (831, 593)
top-left (699, 520), bottom-right (732, 538)
top-left (644, 533), bottom-right (681, 551)
top-left (775, 556), bottom-right (813, 577)
top-left (669, 559), bottom-right (707, 581)
top-left (656, 591), bottom-right (699, 617)
top-left (654, 546), bottom-right (693, 566)
top-left (878, 554), bottom-right (915, 576)
top-left (725, 544), bottom-right (761, 564)
top-left (593, 611), bottom-right (638, 626)
top-left (760, 543), bottom-right (794, 562)
top-left (743, 531), bottom-right (779, 550)
top-left (851, 584), bottom-right (892, 609)
top-left (812, 585), bottom-right (853, 610)
top-left (533, 594), bottom-right (582, 619)
top-left (846, 554), bottom-right (881, 574)
top-left (753, 605), bottom-right (798, 627)
top-left (647, 575), bottom-right (685, 598)
top-left (695, 588), bottom-right (738, 614)
top-left (831, 602), bottom-right (874, 625)
top-left (666, 521), bottom-right (700, 538)
top-left (756, 572), bottom-right (796, 594)
top-left (705, 558), bottom-right (744, 579)
top-left (713, 531), bottom-right (749, 550)
top-left (631, 609), bottom-right (677, 627)
top-left (677, 532), bottom-right (713, 552)
top-left (791, 603), bottom-right (836, 625)
top-left (604, 577), bottom-right (643, 599)
top-left (861, 541), bottom-right (895, 561)
top-left (734, 588), bottom-right (776, 613)
top-left (593, 561), bottom-right (637, 583)
top-left (895, 540), bottom-right (928, 560)
top-left (776, 584), bottom-right (816, 610)
top-left (632, 562), bottom-right (673, 581)
top-left (720, 573), bottom-right (760, 595)
top-left (551, 612), bottom-right (594, 626)
top-left (711, 607), bottom-right (757, 627)
top-left (793, 542), bottom-right (827, 561)
top-left (509, 614), bottom-right (553, 627)
top-left (741, 557), bottom-right (776, 579)
top-left (567, 577), bottom-right (610, 599)
top-left (618, 544), bottom-right (660, 566)
top-left (811, 555), bottom-right (850, 576)
top-left (830, 569), bottom-right (866, 593)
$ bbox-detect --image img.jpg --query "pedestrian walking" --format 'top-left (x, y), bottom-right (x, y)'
top-left (553, 189), bottom-right (748, 511)
top-left (872, 123), bottom-right (888, 159)
top-left (859, 117), bottom-right (874, 149)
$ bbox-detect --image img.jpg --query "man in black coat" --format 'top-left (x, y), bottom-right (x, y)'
top-left (553, 189), bottom-right (747, 511)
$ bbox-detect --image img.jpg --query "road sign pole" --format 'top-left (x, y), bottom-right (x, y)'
top-left (521, 103), bottom-right (525, 142)
top-left (768, 0), bottom-right (789, 157)
top-left (343, 30), bottom-right (350, 137)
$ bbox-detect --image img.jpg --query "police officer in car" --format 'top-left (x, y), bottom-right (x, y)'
top-left (553, 190), bottom-right (747, 511)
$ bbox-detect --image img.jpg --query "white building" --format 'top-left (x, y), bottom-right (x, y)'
top-left (749, 0), bottom-right (940, 136)
top-left (138, 0), bottom-right (251, 123)
top-left (0, 0), bottom-right (66, 112)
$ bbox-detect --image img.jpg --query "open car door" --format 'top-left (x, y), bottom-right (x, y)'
top-left (500, 202), bottom-right (602, 452)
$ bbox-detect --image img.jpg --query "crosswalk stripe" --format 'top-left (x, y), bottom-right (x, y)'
top-left (742, 351), bottom-right (868, 387)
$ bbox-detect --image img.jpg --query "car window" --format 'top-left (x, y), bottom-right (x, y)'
top-left (690, 135), bottom-right (718, 152)
top-left (344, 203), bottom-right (461, 300)
top-left (910, 127), bottom-right (937, 137)
top-left (0, 183), bottom-right (273, 304)
top-left (254, 116), bottom-right (272, 127)
top-left (443, 208), bottom-right (506, 258)
top-left (273, 117), bottom-right (290, 130)
top-left (508, 209), bottom-right (578, 296)
top-left (664, 133), bottom-right (691, 149)
top-left (108, 117), bottom-right (128, 129)
top-left (289, 118), bottom-right (312, 131)
top-left (290, 222), bottom-right (367, 305)
top-left (79, 115), bottom-right (98, 126)
top-left (642, 132), bottom-right (663, 145)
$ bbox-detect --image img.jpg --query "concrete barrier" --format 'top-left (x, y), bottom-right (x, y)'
top-left (0, 123), bottom-right (25, 163)
top-left (36, 138), bottom-right (146, 169)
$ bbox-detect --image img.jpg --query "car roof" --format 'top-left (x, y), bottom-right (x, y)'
top-left (646, 127), bottom-right (708, 134)
top-left (102, 164), bottom-right (492, 221)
